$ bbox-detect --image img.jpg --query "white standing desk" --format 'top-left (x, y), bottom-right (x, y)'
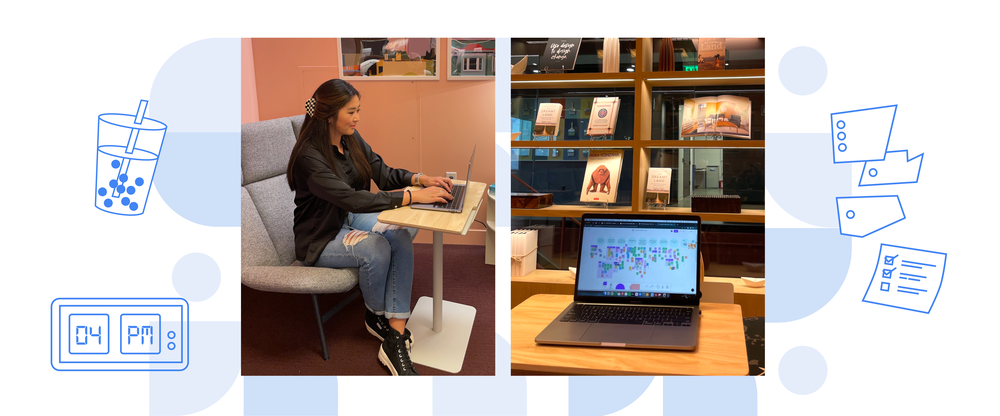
top-left (377, 180), bottom-right (487, 373)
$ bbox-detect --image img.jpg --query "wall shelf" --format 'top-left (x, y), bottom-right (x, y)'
top-left (511, 39), bottom-right (765, 226)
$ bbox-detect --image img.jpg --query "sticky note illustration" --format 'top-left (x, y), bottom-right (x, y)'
top-left (859, 150), bottom-right (924, 187)
top-left (863, 244), bottom-right (946, 314)
top-left (836, 196), bottom-right (905, 237)
top-left (831, 105), bottom-right (897, 163)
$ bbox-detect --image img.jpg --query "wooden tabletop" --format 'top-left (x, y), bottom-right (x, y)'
top-left (377, 180), bottom-right (487, 235)
top-left (510, 294), bottom-right (749, 376)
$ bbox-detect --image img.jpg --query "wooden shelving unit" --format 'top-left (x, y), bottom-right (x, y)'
top-left (511, 38), bottom-right (765, 224)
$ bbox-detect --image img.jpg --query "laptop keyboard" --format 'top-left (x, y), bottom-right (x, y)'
top-left (560, 304), bottom-right (693, 326)
top-left (432, 184), bottom-right (465, 210)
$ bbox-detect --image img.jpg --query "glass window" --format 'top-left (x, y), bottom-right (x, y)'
top-left (650, 38), bottom-right (765, 72)
top-left (450, 38), bottom-right (495, 78)
top-left (511, 88), bottom-right (635, 141)
top-left (644, 148), bottom-right (764, 210)
top-left (340, 38), bottom-right (437, 79)
top-left (512, 147), bottom-right (634, 208)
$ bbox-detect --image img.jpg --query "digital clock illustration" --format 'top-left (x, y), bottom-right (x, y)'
top-left (50, 298), bottom-right (189, 371)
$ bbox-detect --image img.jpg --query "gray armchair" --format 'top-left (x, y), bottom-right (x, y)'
top-left (241, 114), bottom-right (359, 360)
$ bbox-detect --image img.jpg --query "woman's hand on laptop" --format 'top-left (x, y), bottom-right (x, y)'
top-left (412, 186), bottom-right (454, 204)
top-left (418, 175), bottom-right (453, 193)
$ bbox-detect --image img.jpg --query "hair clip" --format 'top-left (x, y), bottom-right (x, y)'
top-left (305, 97), bottom-right (316, 117)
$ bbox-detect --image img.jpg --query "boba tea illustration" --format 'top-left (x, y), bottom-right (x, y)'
top-left (95, 100), bottom-right (167, 215)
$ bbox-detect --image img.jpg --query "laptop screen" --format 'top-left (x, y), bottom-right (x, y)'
top-left (576, 216), bottom-right (699, 300)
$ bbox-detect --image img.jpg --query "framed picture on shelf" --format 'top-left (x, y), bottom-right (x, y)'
top-left (447, 38), bottom-right (496, 80)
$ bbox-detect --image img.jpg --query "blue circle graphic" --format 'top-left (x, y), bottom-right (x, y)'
top-left (168, 342), bottom-right (176, 350)
top-left (837, 120), bottom-right (845, 129)
top-left (119, 174), bottom-right (128, 183)
top-left (129, 202), bottom-right (139, 211)
top-left (127, 186), bottom-right (135, 195)
top-left (122, 197), bottom-right (131, 206)
top-left (837, 131), bottom-right (846, 140)
top-left (780, 346), bottom-right (828, 394)
top-left (112, 160), bottom-right (121, 169)
top-left (109, 179), bottom-right (118, 188)
top-left (869, 168), bottom-right (878, 177)
top-left (98, 187), bottom-right (107, 196)
top-left (838, 143), bottom-right (847, 152)
top-left (172, 253), bottom-right (222, 302)
top-left (103, 198), bottom-right (113, 208)
top-left (135, 177), bottom-right (144, 186)
top-left (168, 331), bottom-right (176, 339)
top-left (779, 46), bottom-right (827, 95)
top-left (117, 185), bottom-right (126, 194)
top-left (846, 210), bottom-right (855, 219)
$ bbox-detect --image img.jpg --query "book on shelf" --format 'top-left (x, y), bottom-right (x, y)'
top-left (533, 102), bottom-right (563, 137)
top-left (698, 38), bottom-right (726, 71)
top-left (586, 97), bottom-right (621, 137)
top-left (580, 149), bottom-right (624, 203)
top-left (646, 167), bottom-right (672, 205)
top-left (681, 95), bottom-right (752, 139)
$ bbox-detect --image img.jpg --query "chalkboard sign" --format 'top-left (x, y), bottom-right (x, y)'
top-left (539, 38), bottom-right (582, 72)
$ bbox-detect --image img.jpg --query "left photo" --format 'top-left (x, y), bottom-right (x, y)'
top-left (240, 38), bottom-right (496, 375)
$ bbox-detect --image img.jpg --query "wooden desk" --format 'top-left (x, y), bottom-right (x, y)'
top-left (377, 180), bottom-right (486, 373)
top-left (510, 294), bottom-right (749, 376)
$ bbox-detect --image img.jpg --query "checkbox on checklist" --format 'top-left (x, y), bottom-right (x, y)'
top-left (884, 254), bottom-right (898, 266)
top-left (882, 268), bottom-right (895, 278)
top-left (880, 282), bottom-right (890, 291)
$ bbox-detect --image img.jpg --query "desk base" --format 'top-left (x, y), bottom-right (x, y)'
top-left (406, 296), bottom-right (476, 373)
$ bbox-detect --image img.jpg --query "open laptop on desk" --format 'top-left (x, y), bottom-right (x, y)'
top-left (410, 145), bottom-right (475, 213)
top-left (535, 213), bottom-right (702, 350)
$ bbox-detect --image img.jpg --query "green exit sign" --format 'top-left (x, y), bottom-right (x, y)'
top-left (683, 65), bottom-right (699, 71)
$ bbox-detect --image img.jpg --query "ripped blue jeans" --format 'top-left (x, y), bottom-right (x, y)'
top-left (313, 212), bottom-right (419, 319)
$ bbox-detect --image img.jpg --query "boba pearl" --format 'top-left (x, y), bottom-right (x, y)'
top-left (127, 186), bottom-right (135, 195)
top-left (109, 179), bottom-right (118, 188)
top-left (135, 177), bottom-right (144, 186)
top-left (104, 199), bottom-right (113, 208)
top-left (129, 202), bottom-right (139, 211)
top-left (122, 197), bottom-right (131, 206)
top-left (112, 160), bottom-right (120, 169)
top-left (117, 185), bottom-right (126, 194)
top-left (119, 174), bottom-right (128, 183)
top-left (98, 187), bottom-right (107, 196)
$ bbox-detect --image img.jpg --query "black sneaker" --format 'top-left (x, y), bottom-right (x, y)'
top-left (365, 309), bottom-right (414, 346)
top-left (378, 328), bottom-right (419, 376)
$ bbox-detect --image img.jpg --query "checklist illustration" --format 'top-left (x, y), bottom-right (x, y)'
top-left (863, 244), bottom-right (947, 314)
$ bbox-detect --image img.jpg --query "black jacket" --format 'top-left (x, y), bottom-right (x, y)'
top-left (291, 130), bottom-right (414, 264)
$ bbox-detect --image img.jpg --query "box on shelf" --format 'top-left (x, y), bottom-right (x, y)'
top-left (511, 229), bottom-right (538, 277)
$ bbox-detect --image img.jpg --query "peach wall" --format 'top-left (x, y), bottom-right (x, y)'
top-left (246, 38), bottom-right (495, 246)
top-left (241, 39), bottom-right (259, 123)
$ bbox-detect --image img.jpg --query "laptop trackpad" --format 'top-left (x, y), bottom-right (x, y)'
top-left (580, 325), bottom-right (654, 345)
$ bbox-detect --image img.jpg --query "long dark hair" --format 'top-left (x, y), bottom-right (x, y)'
top-left (287, 79), bottom-right (372, 190)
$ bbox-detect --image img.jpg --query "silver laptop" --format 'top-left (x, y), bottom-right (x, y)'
top-left (410, 145), bottom-right (475, 213)
top-left (535, 213), bottom-right (702, 350)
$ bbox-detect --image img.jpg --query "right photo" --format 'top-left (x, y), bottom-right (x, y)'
top-left (508, 38), bottom-right (765, 376)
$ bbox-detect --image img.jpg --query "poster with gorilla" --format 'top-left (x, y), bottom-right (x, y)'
top-left (580, 149), bottom-right (624, 203)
